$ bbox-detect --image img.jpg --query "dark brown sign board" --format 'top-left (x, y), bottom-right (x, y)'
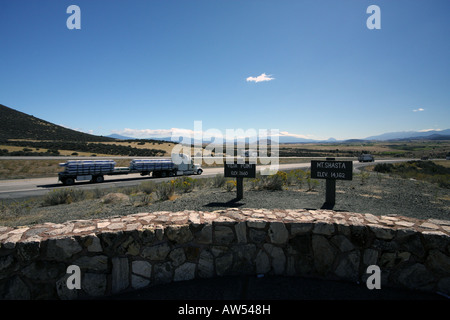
top-left (310, 160), bottom-right (353, 181)
top-left (224, 163), bottom-right (256, 179)
top-left (224, 163), bottom-right (256, 200)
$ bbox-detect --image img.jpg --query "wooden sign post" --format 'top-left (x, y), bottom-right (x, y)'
top-left (310, 158), bottom-right (353, 207)
top-left (224, 163), bottom-right (256, 200)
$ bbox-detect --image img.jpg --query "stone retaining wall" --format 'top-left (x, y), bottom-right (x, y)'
top-left (1, 209), bottom-right (449, 299)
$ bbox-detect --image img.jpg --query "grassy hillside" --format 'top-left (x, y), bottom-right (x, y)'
top-left (0, 104), bottom-right (114, 142)
top-left (373, 160), bottom-right (450, 188)
top-left (0, 104), bottom-right (171, 157)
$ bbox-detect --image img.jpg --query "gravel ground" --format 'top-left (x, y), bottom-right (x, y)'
top-left (3, 172), bottom-right (449, 227)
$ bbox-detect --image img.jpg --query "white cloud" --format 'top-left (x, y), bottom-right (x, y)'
top-left (278, 131), bottom-right (317, 140)
top-left (413, 108), bottom-right (425, 112)
top-left (111, 128), bottom-right (202, 139)
top-left (246, 73), bottom-right (274, 83)
top-left (418, 128), bottom-right (441, 132)
top-left (112, 128), bottom-right (325, 141)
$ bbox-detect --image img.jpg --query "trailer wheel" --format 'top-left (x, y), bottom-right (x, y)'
top-left (92, 175), bottom-right (104, 183)
top-left (63, 178), bottom-right (75, 186)
top-left (161, 171), bottom-right (167, 178)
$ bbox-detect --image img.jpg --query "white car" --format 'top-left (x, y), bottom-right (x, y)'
top-left (358, 154), bottom-right (374, 162)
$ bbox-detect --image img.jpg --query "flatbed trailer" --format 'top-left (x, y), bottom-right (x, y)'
top-left (58, 155), bottom-right (202, 185)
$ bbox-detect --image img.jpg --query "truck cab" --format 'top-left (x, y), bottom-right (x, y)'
top-left (171, 153), bottom-right (203, 175)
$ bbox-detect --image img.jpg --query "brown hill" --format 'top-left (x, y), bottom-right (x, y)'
top-left (0, 104), bottom-right (114, 142)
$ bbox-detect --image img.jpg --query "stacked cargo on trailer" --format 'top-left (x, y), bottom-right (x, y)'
top-left (58, 154), bottom-right (202, 185)
top-left (58, 160), bottom-right (115, 185)
top-left (130, 159), bottom-right (176, 177)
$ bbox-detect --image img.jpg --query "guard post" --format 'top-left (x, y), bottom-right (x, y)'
top-left (310, 157), bottom-right (353, 207)
top-left (224, 162), bottom-right (256, 200)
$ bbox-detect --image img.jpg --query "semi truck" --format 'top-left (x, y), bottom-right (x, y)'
top-left (58, 154), bottom-right (203, 185)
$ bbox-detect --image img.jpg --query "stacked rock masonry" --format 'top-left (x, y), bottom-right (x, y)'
top-left (0, 208), bottom-right (449, 299)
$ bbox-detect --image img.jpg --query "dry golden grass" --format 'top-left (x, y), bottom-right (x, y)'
top-left (0, 159), bottom-right (62, 179)
top-left (0, 145), bottom-right (113, 157)
top-left (434, 160), bottom-right (450, 168)
top-left (3, 139), bottom-right (175, 156)
top-left (98, 141), bottom-right (174, 155)
top-left (279, 141), bottom-right (450, 157)
top-left (280, 143), bottom-right (397, 153)
top-left (0, 158), bottom-right (132, 179)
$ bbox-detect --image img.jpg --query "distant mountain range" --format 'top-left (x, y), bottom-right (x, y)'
top-left (107, 134), bottom-right (174, 143)
top-left (107, 130), bottom-right (450, 144)
top-left (106, 134), bottom-right (139, 140)
top-left (363, 129), bottom-right (450, 141)
top-left (1, 103), bottom-right (449, 143)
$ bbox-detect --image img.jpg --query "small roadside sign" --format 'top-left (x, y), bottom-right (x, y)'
top-left (224, 163), bottom-right (256, 179)
top-left (224, 163), bottom-right (256, 199)
top-left (311, 160), bottom-right (353, 181)
top-left (310, 158), bottom-right (353, 207)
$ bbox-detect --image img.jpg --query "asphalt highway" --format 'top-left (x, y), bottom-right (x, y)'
top-left (0, 158), bottom-right (416, 200)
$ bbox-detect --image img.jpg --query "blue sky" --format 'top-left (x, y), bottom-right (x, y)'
top-left (1, 0), bottom-right (449, 140)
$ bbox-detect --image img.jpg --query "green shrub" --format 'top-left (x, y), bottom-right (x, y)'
top-left (193, 177), bottom-right (208, 189)
top-left (438, 177), bottom-right (450, 189)
top-left (274, 171), bottom-right (288, 184)
top-left (155, 182), bottom-right (174, 201)
top-left (305, 171), bottom-right (319, 191)
top-left (172, 177), bottom-right (195, 193)
top-left (374, 163), bottom-right (394, 173)
top-left (249, 177), bottom-right (261, 190)
top-left (286, 169), bottom-right (305, 186)
top-left (139, 181), bottom-right (157, 194)
top-left (42, 188), bottom-right (86, 206)
top-left (90, 188), bottom-right (106, 199)
top-left (47, 149), bottom-right (60, 155)
top-left (359, 171), bottom-right (370, 185)
top-left (261, 172), bottom-right (286, 191)
top-left (248, 171), bottom-right (291, 191)
top-left (131, 193), bottom-right (152, 207)
top-left (117, 186), bottom-right (139, 196)
top-left (225, 179), bottom-right (236, 192)
top-left (212, 174), bottom-right (226, 188)
top-left (373, 161), bottom-right (450, 188)
top-left (309, 179), bottom-right (319, 191)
